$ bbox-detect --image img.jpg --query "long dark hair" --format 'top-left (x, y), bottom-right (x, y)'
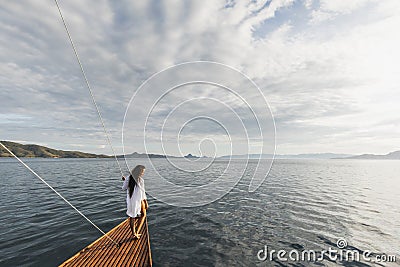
top-left (128, 165), bottom-right (145, 198)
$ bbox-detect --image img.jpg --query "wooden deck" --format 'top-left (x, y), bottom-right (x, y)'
top-left (60, 215), bottom-right (152, 267)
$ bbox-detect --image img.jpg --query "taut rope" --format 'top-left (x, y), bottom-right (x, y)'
top-left (54, 0), bottom-right (124, 177)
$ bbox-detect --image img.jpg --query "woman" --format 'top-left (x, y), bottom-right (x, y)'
top-left (122, 165), bottom-right (148, 239)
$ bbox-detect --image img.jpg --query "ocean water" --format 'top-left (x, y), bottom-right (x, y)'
top-left (0, 158), bottom-right (399, 266)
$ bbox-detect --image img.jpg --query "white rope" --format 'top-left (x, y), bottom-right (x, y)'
top-left (53, 0), bottom-right (124, 177)
top-left (0, 142), bottom-right (119, 246)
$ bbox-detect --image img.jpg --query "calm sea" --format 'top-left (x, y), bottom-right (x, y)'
top-left (0, 158), bottom-right (399, 266)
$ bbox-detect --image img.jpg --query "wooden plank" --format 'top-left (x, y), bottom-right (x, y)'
top-left (92, 220), bottom-right (130, 266)
top-left (59, 215), bottom-right (152, 267)
top-left (108, 218), bottom-right (143, 267)
top-left (105, 222), bottom-right (132, 267)
top-left (131, 227), bottom-right (147, 266)
top-left (119, 218), bottom-right (147, 267)
top-left (137, 230), bottom-right (150, 267)
top-left (86, 223), bottom-right (127, 266)
top-left (61, 219), bottom-right (127, 266)
top-left (145, 217), bottom-right (152, 267)
top-left (104, 221), bottom-right (131, 266)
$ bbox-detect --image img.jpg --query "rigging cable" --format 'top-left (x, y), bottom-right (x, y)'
top-left (0, 142), bottom-right (119, 246)
top-left (54, 0), bottom-right (124, 177)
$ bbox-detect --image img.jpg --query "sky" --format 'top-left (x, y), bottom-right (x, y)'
top-left (1, 0), bottom-right (400, 157)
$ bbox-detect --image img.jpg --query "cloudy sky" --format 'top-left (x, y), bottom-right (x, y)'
top-left (1, 0), bottom-right (400, 156)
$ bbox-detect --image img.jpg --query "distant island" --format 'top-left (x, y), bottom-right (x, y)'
top-left (219, 153), bottom-right (353, 159)
top-left (184, 153), bottom-right (208, 159)
top-left (340, 150), bottom-right (400, 160)
top-left (118, 152), bottom-right (207, 159)
top-left (219, 151), bottom-right (400, 160)
top-left (117, 152), bottom-right (179, 159)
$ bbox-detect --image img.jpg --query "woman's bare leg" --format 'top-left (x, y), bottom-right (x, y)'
top-left (129, 217), bottom-right (135, 236)
top-left (129, 217), bottom-right (141, 239)
top-left (133, 217), bottom-right (142, 239)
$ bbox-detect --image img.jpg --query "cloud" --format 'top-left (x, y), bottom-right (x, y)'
top-left (307, 0), bottom-right (376, 24)
top-left (1, 0), bottom-right (399, 155)
top-left (319, 0), bottom-right (374, 14)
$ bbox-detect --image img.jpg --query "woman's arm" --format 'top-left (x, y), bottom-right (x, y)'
top-left (122, 176), bottom-right (129, 190)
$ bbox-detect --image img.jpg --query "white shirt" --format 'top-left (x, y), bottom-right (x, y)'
top-left (122, 175), bottom-right (147, 218)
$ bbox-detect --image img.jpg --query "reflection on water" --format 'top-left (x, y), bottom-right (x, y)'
top-left (0, 158), bottom-right (399, 266)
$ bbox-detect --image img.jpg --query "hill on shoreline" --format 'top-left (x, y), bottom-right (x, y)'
top-left (0, 141), bottom-right (111, 158)
top-left (0, 141), bottom-right (184, 159)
